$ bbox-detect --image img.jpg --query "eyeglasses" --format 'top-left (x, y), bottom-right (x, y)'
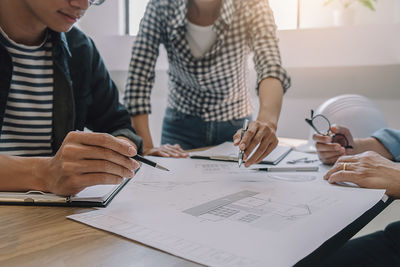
top-left (287, 157), bottom-right (319, 164)
top-left (305, 110), bottom-right (353, 149)
top-left (89, 0), bottom-right (105, 5)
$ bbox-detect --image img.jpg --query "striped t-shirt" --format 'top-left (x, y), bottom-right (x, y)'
top-left (0, 27), bottom-right (54, 156)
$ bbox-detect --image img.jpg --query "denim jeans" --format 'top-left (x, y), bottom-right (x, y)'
top-left (161, 108), bottom-right (252, 150)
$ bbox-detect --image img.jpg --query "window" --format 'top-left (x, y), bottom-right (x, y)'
top-left (126, 0), bottom-right (149, 35)
top-left (269, 0), bottom-right (299, 30)
top-left (125, 0), bottom-right (398, 35)
top-left (126, 0), bottom-right (299, 35)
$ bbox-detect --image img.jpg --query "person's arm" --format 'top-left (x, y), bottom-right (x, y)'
top-left (0, 156), bottom-right (47, 192)
top-left (131, 114), bottom-right (153, 151)
top-left (233, 0), bottom-right (290, 167)
top-left (0, 132), bottom-right (139, 196)
top-left (234, 78), bottom-right (283, 166)
top-left (314, 126), bottom-right (394, 164)
top-left (131, 114), bottom-right (188, 157)
top-left (123, 2), bottom-right (187, 158)
top-left (353, 137), bottom-right (393, 159)
top-left (371, 128), bottom-right (400, 161)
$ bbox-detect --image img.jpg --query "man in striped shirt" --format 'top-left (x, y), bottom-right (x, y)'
top-left (0, 0), bottom-right (142, 196)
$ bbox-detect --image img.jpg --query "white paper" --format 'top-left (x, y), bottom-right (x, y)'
top-left (68, 155), bottom-right (385, 267)
top-left (190, 142), bottom-right (292, 164)
top-left (70, 183), bottom-right (123, 202)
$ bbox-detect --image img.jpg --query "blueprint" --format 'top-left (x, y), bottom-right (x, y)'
top-left (68, 155), bottom-right (385, 267)
top-left (183, 189), bottom-right (322, 231)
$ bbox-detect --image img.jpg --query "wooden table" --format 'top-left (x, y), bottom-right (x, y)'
top-left (0, 206), bottom-right (201, 266)
top-left (0, 138), bottom-right (389, 266)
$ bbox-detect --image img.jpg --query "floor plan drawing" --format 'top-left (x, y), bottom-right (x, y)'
top-left (183, 190), bottom-right (314, 231)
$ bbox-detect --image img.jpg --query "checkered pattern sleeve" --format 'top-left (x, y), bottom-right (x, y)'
top-left (247, 0), bottom-right (291, 92)
top-left (123, 1), bottom-right (162, 116)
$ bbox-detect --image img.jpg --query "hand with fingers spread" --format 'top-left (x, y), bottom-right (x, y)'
top-left (324, 151), bottom-right (400, 198)
top-left (233, 120), bottom-right (278, 167)
top-left (314, 125), bottom-right (355, 165)
top-left (43, 131), bottom-right (140, 196)
top-left (144, 144), bottom-right (189, 158)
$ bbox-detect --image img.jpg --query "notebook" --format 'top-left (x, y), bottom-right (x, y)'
top-left (0, 178), bottom-right (130, 207)
top-left (190, 142), bottom-right (292, 165)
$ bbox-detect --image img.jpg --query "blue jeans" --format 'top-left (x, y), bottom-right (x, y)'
top-left (161, 108), bottom-right (252, 150)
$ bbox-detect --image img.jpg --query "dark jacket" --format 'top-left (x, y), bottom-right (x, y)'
top-left (0, 27), bottom-right (142, 154)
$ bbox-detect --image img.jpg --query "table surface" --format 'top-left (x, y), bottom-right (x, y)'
top-left (0, 138), bottom-right (386, 267)
top-left (0, 205), bottom-right (201, 267)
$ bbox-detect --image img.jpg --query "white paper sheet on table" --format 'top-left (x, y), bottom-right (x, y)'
top-left (189, 141), bottom-right (292, 165)
top-left (68, 154), bottom-right (385, 267)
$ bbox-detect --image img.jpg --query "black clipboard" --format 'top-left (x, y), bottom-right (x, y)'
top-left (0, 178), bottom-right (131, 207)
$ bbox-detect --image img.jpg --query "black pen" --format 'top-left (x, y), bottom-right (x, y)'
top-left (133, 154), bottom-right (169, 171)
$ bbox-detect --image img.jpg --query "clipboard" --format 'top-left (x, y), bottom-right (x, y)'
top-left (0, 178), bottom-right (130, 207)
top-left (190, 142), bottom-right (292, 165)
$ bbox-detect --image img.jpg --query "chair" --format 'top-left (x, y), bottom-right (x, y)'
top-left (297, 94), bottom-right (388, 152)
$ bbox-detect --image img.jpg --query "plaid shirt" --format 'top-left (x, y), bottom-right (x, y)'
top-left (124, 0), bottom-right (291, 121)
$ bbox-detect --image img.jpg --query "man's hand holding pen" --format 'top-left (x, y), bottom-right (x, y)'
top-left (233, 119), bottom-right (279, 167)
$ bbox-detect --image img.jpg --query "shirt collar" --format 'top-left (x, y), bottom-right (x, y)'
top-left (219, 0), bottom-right (234, 26)
top-left (49, 29), bottom-right (72, 58)
top-left (171, 0), bottom-right (188, 29)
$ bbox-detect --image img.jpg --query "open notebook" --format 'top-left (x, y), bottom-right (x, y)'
top-left (190, 142), bottom-right (292, 165)
top-left (0, 178), bottom-right (130, 207)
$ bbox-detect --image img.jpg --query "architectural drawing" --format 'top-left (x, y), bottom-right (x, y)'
top-left (183, 190), bottom-right (314, 231)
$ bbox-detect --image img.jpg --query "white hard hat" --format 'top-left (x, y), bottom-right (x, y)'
top-left (297, 94), bottom-right (388, 152)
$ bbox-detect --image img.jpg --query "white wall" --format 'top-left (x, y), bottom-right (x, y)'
top-left (79, 0), bottom-right (400, 70)
top-left (78, 1), bottom-right (400, 145)
top-left (278, 25), bottom-right (400, 68)
top-left (78, 0), bottom-right (124, 35)
top-left (300, 0), bottom-right (400, 28)
top-left (397, 0), bottom-right (400, 23)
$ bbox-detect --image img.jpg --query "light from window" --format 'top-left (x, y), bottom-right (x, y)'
top-left (127, 0), bottom-right (149, 36)
top-left (127, 0), bottom-right (298, 35)
top-left (270, 0), bottom-right (299, 30)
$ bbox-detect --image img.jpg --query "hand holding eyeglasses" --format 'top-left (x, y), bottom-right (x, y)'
top-left (305, 110), bottom-right (356, 164)
top-left (314, 125), bottom-right (356, 165)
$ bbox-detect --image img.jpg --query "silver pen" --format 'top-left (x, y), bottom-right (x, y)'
top-left (252, 166), bottom-right (319, 172)
top-left (238, 119), bottom-right (249, 168)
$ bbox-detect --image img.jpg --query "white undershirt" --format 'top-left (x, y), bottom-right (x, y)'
top-left (186, 21), bottom-right (217, 59)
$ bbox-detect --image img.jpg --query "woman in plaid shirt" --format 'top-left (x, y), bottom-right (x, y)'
top-left (124, 0), bottom-right (290, 167)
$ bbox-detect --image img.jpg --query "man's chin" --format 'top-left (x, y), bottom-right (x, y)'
top-left (48, 24), bottom-right (75, 33)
